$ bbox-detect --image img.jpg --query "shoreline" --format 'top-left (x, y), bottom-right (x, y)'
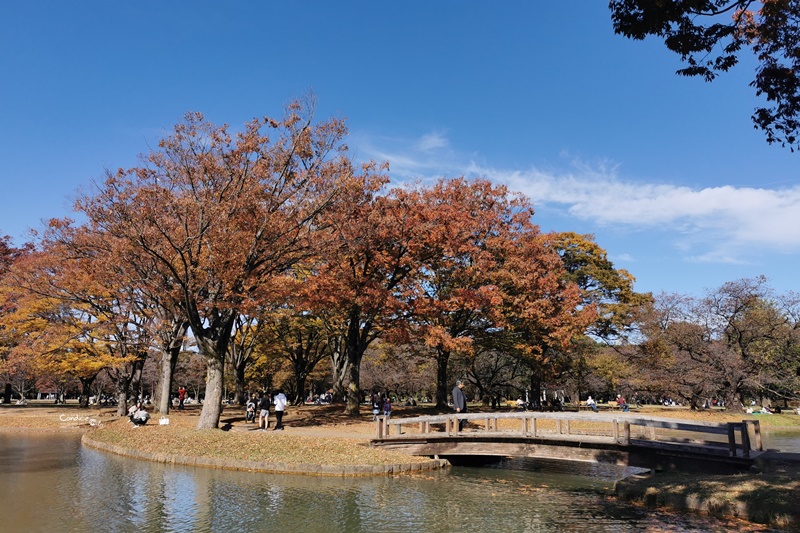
top-left (2, 403), bottom-right (799, 528)
top-left (80, 431), bottom-right (449, 477)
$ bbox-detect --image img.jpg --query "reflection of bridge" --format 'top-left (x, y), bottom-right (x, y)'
top-left (371, 412), bottom-right (763, 473)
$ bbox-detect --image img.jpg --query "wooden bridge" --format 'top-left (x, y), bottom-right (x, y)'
top-left (371, 412), bottom-right (764, 473)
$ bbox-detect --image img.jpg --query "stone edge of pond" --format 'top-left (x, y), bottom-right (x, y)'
top-left (614, 473), bottom-right (798, 528)
top-left (81, 433), bottom-right (450, 477)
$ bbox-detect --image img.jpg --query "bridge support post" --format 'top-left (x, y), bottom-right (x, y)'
top-left (623, 421), bottom-right (630, 445)
top-left (740, 422), bottom-right (751, 458)
top-left (376, 416), bottom-right (384, 439)
top-left (727, 423), bottom-right (737, 457)
top-left (747, 420), bottom-right (762, 451)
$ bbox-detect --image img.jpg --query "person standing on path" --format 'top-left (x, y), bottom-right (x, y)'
top-left (258, 393), bottom-right (271, 430)
top-left (382, 397), bottom-right (392, 419)
top-left (273, 389), bottom-right (287, 430)
top-left (178, 386), bottom-right (186, 410)
top-left (452, 380), bottom-right (467, 431)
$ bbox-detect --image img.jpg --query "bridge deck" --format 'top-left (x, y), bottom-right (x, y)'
top-left (371, 412), bottom-right (762, 471)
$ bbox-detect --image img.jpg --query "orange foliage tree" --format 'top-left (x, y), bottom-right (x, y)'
top-left (406, 178), bottom-right (531, 407)
top-left (310, 177), bottom-right (451, 415)
top-left (77, 98), bottom-right (371, 428)
top-left (0, 239), bottom-right (123, 407)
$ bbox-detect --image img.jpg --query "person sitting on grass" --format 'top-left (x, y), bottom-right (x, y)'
top-left (128, 403), bottom-right (150, 427)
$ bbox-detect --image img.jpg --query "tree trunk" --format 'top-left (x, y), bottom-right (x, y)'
top-left (3, 383), bottom-right (11, 404)
top-left (435, 348), bottom-right (450, 409)
top-left (155, 319), bottom-right (188, 414)
top-left (530, 374), bottom-right (542, 411)
top-left (330, 343), bottom-right (348, 402)
top-left (724, 392), bottom-right (744, 413)
top-left (78, 376), bottom-right (95, 408)
top-left (344, 309), bottom-right (370, 416)
top-left (294, 373), bottom-right (307, 406)
top-left (346, 359), bottom-right (361, 415)
top-left (189, 310), bottom-right (236, 429)
top-left (197, 354), bottom-right (225, 429)
top-left (131, 360), bottom-right (143, 403)
top-left (234, 363), bottom-right (246, 406)
top-left (114, 369), bottom-right (135, 417)
top-left (155, 348), bottom-right (178, 414)
top-left (116, 389), bottom-right (130, 417)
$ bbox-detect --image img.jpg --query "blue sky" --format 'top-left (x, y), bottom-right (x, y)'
top-left (1, 2), bottom-right (798, 297)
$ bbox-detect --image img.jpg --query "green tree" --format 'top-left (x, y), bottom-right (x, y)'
top-left (547, 232), bottom-right (651, 341)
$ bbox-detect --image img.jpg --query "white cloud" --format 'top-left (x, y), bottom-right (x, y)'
top-left (351, 130), bottom-right (460, 179)
top-left (416, 132), bottom-right (449, 151)
top-left (476, 163), bottom-right (800, 257)
top-left (350, 132), bottom-right (800, 262)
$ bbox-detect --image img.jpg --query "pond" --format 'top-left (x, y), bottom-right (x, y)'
top-left (0, 431), bottom-right (791, 532)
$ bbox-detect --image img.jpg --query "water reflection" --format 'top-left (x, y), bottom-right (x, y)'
top-left (0, 431), bottom-right (780, 532)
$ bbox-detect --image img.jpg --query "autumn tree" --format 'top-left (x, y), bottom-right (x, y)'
top-left (495, 228), bottom-right (597, 408)
top-left (0, 248), bottom-right (115, 407)
top-left (631, 293), bottom-right (720, 408)
top-left (548, 232), bottom-right (651, 341)
top-left (226, 313), bottom-right (269, 406)
top-left (4, 223), bottom-right (157, 412)
top-left (78, 98), bottom-right (363, 428)
top-left (610, 0), bottom-right (800, 149)
top-left (632, 277), bottom-right (800, 411)
top-left (311, 179), bottom-right (443, 415)
top-left (407, 178), bottom-right (535, 408)
top-left (461, 334), bottom-right (528, 407)
top-left (125, 252), bottom-right (189, 415)
top-left (536, 232), bottom-right (652, 401)
top-left (0, 233), bottom-right (33, 403)
top-left (360, 340), bottom-right (436, 401)
top-left (260, 310), bottom-right (330, 405)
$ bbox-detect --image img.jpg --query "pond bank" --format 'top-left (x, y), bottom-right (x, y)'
top-left (3, 402), bottom-right (800, 528)
top-left (615, 452), bottom-right (800, 529)
top-left (81, 430), bottom-right (448, 476)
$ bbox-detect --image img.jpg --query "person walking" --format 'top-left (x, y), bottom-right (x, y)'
top-left (258, 393), bottom-right (271, 430)
top-left (273, 389), bottom-right (287, 430)
top-left (371, 392), bottom-right (382, 421)
top-left (452, 380), bottom-right (467, 431)
top-left (382, 397), bottom-right (392, 419)
top-left (178, 386), bottom-right (186, 410)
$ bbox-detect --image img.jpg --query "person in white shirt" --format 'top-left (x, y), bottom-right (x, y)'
top-left (273, 389), bottom-right (287, 430)
top-left (129, 402), bottom-right (150, 426)
top-left (586, 396), bottom-right (598, 413)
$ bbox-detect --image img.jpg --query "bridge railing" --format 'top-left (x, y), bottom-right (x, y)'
top-left (375, 412), bottom-right (761, 458)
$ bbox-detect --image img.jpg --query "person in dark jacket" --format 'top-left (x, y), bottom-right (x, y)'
top-left (258, 393), bottom-right (271, 430)
top-left (452, 380), bottom-right (467, 431)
